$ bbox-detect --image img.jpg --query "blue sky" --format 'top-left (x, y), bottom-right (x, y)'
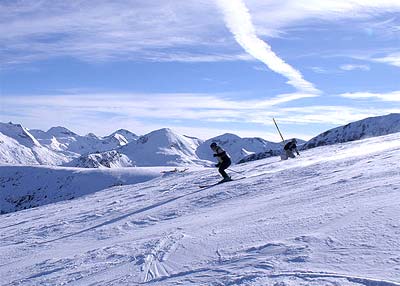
top-left (1, 0), bottom-right (400, 141)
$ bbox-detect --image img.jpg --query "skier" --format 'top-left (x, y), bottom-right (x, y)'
top-left (210, 142), bottom-right (232, 182)
top-left (283, 139), bottom-right (300, 159)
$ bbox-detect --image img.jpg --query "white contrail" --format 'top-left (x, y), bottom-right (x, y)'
top-left (216, 0), bottom-right (319, 94)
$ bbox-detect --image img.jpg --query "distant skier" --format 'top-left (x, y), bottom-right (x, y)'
top-left (282, 139), bottom-right (300, 160)
top-left (210, 142), bottom-right (232, 182)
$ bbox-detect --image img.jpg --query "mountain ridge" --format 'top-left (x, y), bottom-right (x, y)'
top-left (2, 113), bottom-right (399, 167)
top-left (302, 113), bottom-right (400, 150)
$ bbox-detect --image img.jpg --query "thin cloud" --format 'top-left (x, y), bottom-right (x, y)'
top-left (248, 0), bottom-right (400, 35)
top-left (275, 105), bottom-right (395, 125)
top-left (216, 0), bottom-right (319, 93)
top-left (340, 64), bottom-right (370, 71)
top-left (1, 91), bottom-right (316, 113)
top-left (372, 52), bottom-right (400, 67)
top-left (2, 92), bottom-right (398, 132)
top-left (0, 0), bottom-right (229, 64)
top-left (310, 67), bottom-right (330, 74)
top-left (340, 91), bottom-right (400, 102)
top-left (2, 1), bottom-right (400, 65)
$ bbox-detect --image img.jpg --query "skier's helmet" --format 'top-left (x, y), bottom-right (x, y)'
top-left (292, 138), bottom-right (297, 143)
top-left (210, 142), bottom-right (217, 149)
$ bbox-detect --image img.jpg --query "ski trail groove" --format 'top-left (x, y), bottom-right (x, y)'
top-left (142, 232), bottom-right (184, 283)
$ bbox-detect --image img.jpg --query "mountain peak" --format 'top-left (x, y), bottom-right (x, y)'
top-left (212, 133), bottom-right (242, 142)
top-left (136, 128), bottom-right (181, 145)
top-left (152, 127), bottom-right (173, 134)
top-left (106, 129), bottom-right (138, 142)
top-left (47, 126), bottom-right (76, 137)
top-left (86, 132), bottom-right (99, 138)
top-left (0, 122), bottom-right (41, 147)
top-left (120, 128), bottom-right (205, 166)
top-left (108, 128), bottom-right (134, 135)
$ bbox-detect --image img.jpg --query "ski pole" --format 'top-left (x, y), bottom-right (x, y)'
top-left (273, 118), bottom-right (285, 143)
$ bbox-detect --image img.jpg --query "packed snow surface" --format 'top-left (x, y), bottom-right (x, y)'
top-left (0, 133), bottom-right (400, 285)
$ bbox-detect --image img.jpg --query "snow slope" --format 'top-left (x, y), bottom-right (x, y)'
top-left (0, 166), bottom-right (167, 214)
top-left (303, 113), bottom-right (400, 149)
top-left (196, 133), bottom-right (282, 163)
top-left (0, 123), bottom-right (69, 165)
top-left (1, 133), bottom-right (399, 285)
top-left (0, 122), bottom-right (41, 147)
top-left (119, 128), bottom-right (209, 166)
top-left (0, 132), bottom-right (39, 165)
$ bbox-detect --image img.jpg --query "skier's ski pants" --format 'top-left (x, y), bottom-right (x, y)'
top-left (285, 149), bottom-right (296, 158)
top-left (219, 158), bottom-right (231, 178)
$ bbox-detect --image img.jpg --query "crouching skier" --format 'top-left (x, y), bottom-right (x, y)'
top-left (210, 142), bottom-right (232, 183)
top-left (282, 139), bottom-right (300, 160)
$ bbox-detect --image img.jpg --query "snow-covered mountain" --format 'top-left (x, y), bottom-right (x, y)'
top-left (29, 127), bottom-right (78, 154)
top-left (1, 122), bottom-right (41, 147)
top-left (31, 126), bottom-right (134, 155)
top-left (0, 132), bottom-right (40, 165)
top-left (1, 133), bottom-right (399, 285)
top-left (119, 128), bottom-right (208, 166)
top-left (105, 129), bottom-right (139, 143)
top-left (0, 124), bottom-right (140, 166)
top-left (0, 122), bottom-right (69, 165)
top-left (65, 150), bottom-right (133, 168)
top-left (2, 113), bottom-right (400, 168)
top-left (1, 123), bottom-right (210, 167)
top-left (303, 113), bottom-right (400, 149)
top-left (196, 133), bottom-right (282, 163)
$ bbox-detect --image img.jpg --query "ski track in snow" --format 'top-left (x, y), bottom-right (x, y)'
top-left (0, 133), bottom-right (400, 285)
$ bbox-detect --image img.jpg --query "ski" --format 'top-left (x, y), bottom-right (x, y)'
top-left (198, 177), bottom-right (246, 189)
top-left (198, 183), bottom-right (221, 189)
top-left (198, 179), bottom-right (232, 188)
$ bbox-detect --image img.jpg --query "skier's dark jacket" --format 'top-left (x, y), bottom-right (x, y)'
top-left (284, 141), bottom-right (297, 151)
top-left (213, 146), bottom-right (230, 163)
